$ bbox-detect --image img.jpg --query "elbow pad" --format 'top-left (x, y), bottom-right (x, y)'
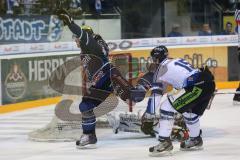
top-left (130, 85), bottom-right (146, 102)
top-left (150, 82), bottom-right (164, 95)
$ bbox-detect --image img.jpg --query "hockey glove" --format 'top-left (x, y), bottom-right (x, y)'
top-left (137, 72), bottom-right (154, 91)
top-left (146, 62), bottom-right (158, 73)
top-left (141, 112), bottom-right (155, 136)
top-left (110, 67), bottom-right (133, 102)
top-left (170, 128), bottom-right (189, 142)
top-left (56, 8), bottom-right (73, 26)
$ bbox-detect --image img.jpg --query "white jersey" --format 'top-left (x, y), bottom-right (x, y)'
top-left (154, 58), bottom-right (199, 89)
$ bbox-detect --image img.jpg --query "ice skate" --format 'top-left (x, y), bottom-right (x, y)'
top-left (233, 92), bottom-right (240, 105)
top-left (76, 133), bottom-right (97, 149)
top-left (149, 138), bottom-right (173, 157)
top-left (180, 134), bottom-right (203, 151)
top-left (233, 85), bottom-right (240, 105)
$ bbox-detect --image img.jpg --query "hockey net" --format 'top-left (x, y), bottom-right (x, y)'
top-left (28, 53), bottom-right (134, 142)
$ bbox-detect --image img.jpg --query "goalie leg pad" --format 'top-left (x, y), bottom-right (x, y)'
top-left (107, 112), bottom-right (142, 133)
top-left (158, 100), bottom-right (176, 138)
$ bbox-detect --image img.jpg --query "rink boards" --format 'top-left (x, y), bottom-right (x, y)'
top-left (0, 42), bottom-right (239, 112)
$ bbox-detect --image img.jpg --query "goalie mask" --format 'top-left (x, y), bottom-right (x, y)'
top-left (150, 45), bottom-right (168, 64)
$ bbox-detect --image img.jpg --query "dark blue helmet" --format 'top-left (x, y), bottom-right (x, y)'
top-left (150, 45), bottom-right (168, 63)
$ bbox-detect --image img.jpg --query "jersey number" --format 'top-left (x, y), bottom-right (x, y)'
top-left (174, 59), bottom-right (194, 72)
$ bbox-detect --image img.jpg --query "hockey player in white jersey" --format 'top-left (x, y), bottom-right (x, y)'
top-left (107, 65), bottom-right (189, 142)
top-left (142, 45), bottom-right (216, 156)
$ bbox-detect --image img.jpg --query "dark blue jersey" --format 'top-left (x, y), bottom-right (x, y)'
top-left (68, 22), bottom-right (109, 81)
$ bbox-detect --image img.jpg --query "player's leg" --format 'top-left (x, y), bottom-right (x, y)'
top-left (177, 82), bottom-right (215, 150)
top-left (76, 97), bottom-right (101, 149)
top-left (170, 113), bottom-right (189, 142)
top-left (179, 85), bottom-right (214, 150)
top-left (180, 112), bottom-right (203, 150)
top-left (76, 73), bottom-right (112, 149)
top-left (179, 94), bottom-right (213, 151)
top-left (149, 99), bottom-right (176, 156)
top-left (149, 86), bottom-right (200, 156)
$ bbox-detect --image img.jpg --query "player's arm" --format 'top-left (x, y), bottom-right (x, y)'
top-left (142, 81), bottom-right (168, 118)
top-left (56, 9), bottom-right (102, 54)
top-left (110, 68), bottom-right (155, 103)
top-left (129, 71), bottom-right (154, 102)
top-left (129, 70), bottom-right (168, 103)
top-left (140, 80), bottom-right (169, 135)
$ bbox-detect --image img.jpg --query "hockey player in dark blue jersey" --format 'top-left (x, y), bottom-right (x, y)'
top-left (56, 9), bottom-right (121, 149)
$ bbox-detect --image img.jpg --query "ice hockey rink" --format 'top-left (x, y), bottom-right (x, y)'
top-left (0, 89), bottom-right (240, 160)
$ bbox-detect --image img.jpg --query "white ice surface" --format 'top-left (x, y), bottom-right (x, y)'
top-left (0, 89), bottom-right (240, 160)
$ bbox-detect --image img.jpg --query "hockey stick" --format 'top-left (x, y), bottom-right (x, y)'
top-left (214, 91), bottom-right (240, 95)
top-left (206, 90), bottom-right (240, 109)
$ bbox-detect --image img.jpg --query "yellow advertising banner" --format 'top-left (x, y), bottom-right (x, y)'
top-left (111, 46), bottom-right (228, 82)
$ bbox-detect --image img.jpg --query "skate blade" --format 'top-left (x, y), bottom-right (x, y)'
top-left (76, 144), bottom-right (97, 149)
top-left (180, 146), bottom-right (203, 151)
top-left (149, 150), bottom-right (173, 157)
